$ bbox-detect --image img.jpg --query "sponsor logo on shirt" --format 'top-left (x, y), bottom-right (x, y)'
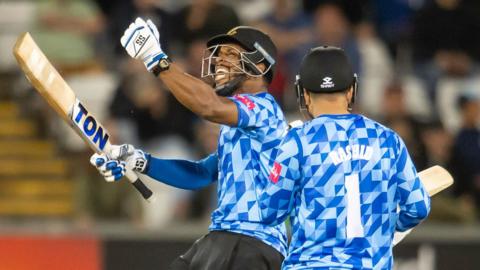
top-left (269, 162), bottom-right (282, 183)
top-left (234, 95), bottom-right (255, 110)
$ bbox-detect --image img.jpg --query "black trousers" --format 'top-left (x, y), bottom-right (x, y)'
top-left (168, 231), bottom-right (284, 270)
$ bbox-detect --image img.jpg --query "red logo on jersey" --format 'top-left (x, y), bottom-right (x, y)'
top-left (234, 95), bottom-right (255, 110)
top-left (269, 162), bottom-right (282, 183)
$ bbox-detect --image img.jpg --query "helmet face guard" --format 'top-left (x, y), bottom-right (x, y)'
top-left (201, 44), bottom-right (275, 89)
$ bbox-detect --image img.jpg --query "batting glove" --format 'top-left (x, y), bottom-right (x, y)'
top-left (288, 119), bottom-right (303, 129)
top-left (283, 119), bottom-right (304, 136)
top-left (109, 144), bottom-right (150, 173)
top-left (120, 17), bottom-right (167, 72)
top-left (90, 154), bottom-right (127, 182)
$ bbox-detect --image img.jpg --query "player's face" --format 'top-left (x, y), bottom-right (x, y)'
top-left (214, 44), bottom-right (245, 86)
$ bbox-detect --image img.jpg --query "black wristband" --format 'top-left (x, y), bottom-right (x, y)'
top-left (152, 57), bottom-right (172, 76)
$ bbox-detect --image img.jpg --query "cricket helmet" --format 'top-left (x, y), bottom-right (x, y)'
top-left (202, 26), bottom-right (277, 96)
top-left (295, 46), bottom-right (358, 114)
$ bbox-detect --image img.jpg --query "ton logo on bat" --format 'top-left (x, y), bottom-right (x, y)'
top-left (71, 100), bottom-right (109, 151)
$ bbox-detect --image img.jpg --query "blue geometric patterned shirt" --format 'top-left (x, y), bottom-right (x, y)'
top-left (259, 114), bottom-right (431, 269)
top-left (208, 92), bottom-right (289, 257)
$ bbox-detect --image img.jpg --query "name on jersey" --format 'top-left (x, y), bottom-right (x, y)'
top-left (70, 99), bottom-right (109, 151)
top-left (329, 144), bottom-right (373, 165)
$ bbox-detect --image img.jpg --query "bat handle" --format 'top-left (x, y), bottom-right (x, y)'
top-left (125, 168), bottom-right (155, 203)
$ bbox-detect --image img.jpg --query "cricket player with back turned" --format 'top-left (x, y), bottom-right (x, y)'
top-left (90, 18), bottom-right (288, 269)
top-left (258, 46), bottom-right (431, 270)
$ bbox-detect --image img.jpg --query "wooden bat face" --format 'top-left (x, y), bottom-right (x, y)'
top-left (13, 32), bottom-right (111, 154)
top-left (418, 165), bottom-right (453, 196)
top-left (13, 32), bottom-right (154, 201)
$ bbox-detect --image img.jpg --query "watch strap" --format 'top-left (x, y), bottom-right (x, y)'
top-left (152, 57), bottom-right (172, 76)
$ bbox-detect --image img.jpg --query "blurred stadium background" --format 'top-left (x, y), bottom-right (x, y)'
top-left (0, 0), bottom-right (479, 269)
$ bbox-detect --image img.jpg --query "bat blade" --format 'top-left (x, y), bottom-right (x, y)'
top-left (393, 165), bottom-right (453, 245)
top-left (417, 165), bottom-right (453, 196)
top-left (13, 32), bottom-right (75, 122)
top-left (13, 32), bottom-right (154, 202)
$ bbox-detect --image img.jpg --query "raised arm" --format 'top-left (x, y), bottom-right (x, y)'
top-left (120, 17), bottom-right (238, 126)
top-left (158, 64), bottom-right (238, 125)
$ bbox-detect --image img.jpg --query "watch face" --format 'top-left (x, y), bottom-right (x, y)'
top-left (160, 59), bottom-right (170, 69)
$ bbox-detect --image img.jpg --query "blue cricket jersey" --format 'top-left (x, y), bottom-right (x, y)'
top-left (259, 114), bottom-right (431, 269)
top-left (208, 92), bottom-right (289, 256)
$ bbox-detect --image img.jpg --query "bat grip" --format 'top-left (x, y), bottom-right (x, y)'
top-left (125, 168), bottom-right (155, 202)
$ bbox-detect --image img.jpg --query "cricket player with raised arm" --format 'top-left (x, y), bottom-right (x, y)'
top-left (90, 18), bottom-right (288, 269)
top-left (258, 46), bottom-right (431, 270)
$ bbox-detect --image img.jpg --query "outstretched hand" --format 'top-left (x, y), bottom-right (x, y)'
top-left (120, 17), bottom-right (167, 71)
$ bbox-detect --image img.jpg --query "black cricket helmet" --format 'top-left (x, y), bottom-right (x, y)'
top-left (202, 26), bottom-right (277, 96)
top-left (295, 46), bottom-right (358, 114)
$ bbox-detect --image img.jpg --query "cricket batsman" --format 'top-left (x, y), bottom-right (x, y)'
top-left (258, 46), bottom-right (431, 269)
top-left (90, 18), bottom-right (288, 269)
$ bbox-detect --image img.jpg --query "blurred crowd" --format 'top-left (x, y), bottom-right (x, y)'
top-left (2, 0), bottom-right (480, 228)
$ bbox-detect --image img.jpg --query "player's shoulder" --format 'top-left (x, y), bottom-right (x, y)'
top-left (285, 125), bottom-right (301, 137)
top-left (358, 115), bottom-right (399, 137)
top-left (285, 117), bottom-right (315, 140)
top-left (283, 122), bottom-right (307, 146)
top-left (237, 92), bottom-right (285, 121)
top-left (233, 92), bottom-right (279, 107)
top-left (359, 115), bottom-right (406, 150)
top-left (279, 126), bottom-right (304, 156)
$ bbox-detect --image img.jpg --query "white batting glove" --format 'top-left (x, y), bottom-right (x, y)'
top-left (289, 120), bottom-right (303, 129)
top-left (120, 17), bottom-right (167, 72)
top-left (283, 119), bottom-right (304, 136)
top-left (109, 144), bottom-right (150, 173)
top-left (90, 153), bottom-right (127, 182)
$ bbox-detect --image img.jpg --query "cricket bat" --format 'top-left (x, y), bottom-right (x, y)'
top-left (13, 32), bottom-right (154, 202)
top-left (393, 165), bottom-right (453, 245)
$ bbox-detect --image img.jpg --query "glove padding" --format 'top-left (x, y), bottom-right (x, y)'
top-left (120, 17), bottom-right (167, 71)
top-left (89, 144), bottom-right (149, 182)
top-left (90, 154), bottom-right (127, 182)
top-left (109, 144), bottom-right (149, 173)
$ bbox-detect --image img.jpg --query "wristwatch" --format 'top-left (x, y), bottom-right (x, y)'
top-left (152, 57), bottom-right (172, 76)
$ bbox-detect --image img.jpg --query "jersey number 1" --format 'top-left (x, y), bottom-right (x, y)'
top-left (345, 174), bottom-right (364, 238)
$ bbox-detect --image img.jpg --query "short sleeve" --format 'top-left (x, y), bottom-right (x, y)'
top-left (228, 94), bottom-right (276, 128)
